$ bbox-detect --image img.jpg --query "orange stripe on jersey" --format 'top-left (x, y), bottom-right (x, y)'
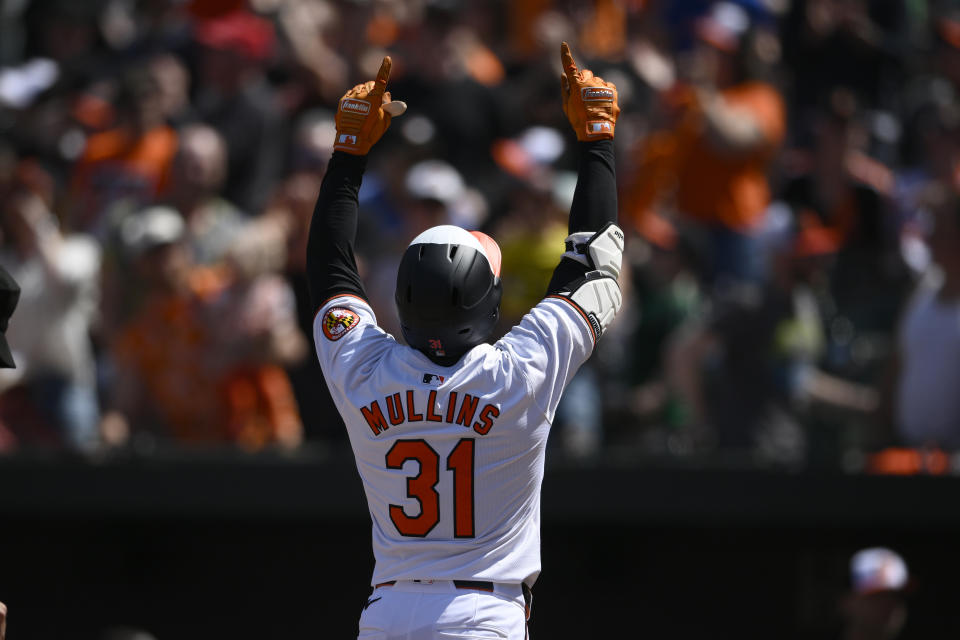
top-left (545, 294), bottom-right (597, 344)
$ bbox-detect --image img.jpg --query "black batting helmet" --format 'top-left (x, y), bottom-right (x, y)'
top-left (395, 225), bottom-right (502, 364)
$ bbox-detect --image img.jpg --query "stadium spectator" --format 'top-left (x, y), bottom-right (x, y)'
top-left (0, 164), bottom-right (101, 451)
top-left (886, 186), bottom-right (960, 450)
top-left (193, 9), bottom-right (285, 215)
top-left (0, 242), bottom-right (20, 455)
top-left (665, 218), bottom-right (878, 461)
top-left (273, 0), bottom-right (349, 104)
top-left (780, 0), bottom-right (908, 124)
top-left (106, 206), bottom-right (304, 450)
top-left (780, 90), bottom-right (909, 389)
top-left (167, 123), bottom-right (245, 266)
top-left (616, 221), bottom-right (704, 437)
top-left (69, 65), bottom-right (179, 237)
top-left (106, 206), bottom-right (222, 446)
top-left (626, 1), bottom-right (787, 289)
top-left (494, 179), bottom-right (568, 328)
top-left (146, 53), bottom-right (196, 128)
top-left (206, 219), bottom-right (306, 450)
top-left (840, 547), bottom-right (910, 640)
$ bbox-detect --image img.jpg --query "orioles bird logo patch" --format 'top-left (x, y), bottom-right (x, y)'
top-left (322, 307), bottom-right (360, 341)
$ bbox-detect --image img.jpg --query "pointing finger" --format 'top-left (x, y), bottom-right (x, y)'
top-left (560, 42), bottom-right (579, 83)
top-left (372, 56), bottom-right (392, 95)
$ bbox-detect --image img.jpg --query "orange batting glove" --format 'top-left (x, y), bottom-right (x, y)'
top-left (334, 56), bottom-right (407, 155)
top-left (560, 42), bottom-right (619, 141)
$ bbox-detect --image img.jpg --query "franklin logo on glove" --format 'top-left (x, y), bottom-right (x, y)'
top-left (582, 87), bottom-right (614, 101)
top-left (340, 99), bottom-right (371, 115)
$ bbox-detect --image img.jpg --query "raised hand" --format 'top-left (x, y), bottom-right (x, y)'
top-left (334, 56), bottom-right (407, 155)
top-left (559, 42), bottom-right (619, 141)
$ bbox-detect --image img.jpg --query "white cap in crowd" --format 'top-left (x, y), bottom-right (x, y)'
top-left (850, 547), bottom-right (909, 594)
top-left (120, 206), bottom-right (185, 256)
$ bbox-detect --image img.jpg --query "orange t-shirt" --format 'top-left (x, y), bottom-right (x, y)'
top-left (114, 292), bottom-right (225, 443)
top-left (627, 82), bottom-right (786, 232)
top-left (70, 126), bottom-right (178, 231)
top-left (115, 274), bottom-right (303, 449)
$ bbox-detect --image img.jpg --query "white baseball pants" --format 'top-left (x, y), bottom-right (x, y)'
top-left (358, 579), bottom-right (529, 639)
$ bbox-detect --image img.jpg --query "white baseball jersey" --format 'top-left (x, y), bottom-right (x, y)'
top-left (314, 291), bottom-right (597, 587)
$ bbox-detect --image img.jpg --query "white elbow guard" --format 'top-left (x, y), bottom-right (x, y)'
top-left (552, 271), bottom-right (622, 342)
top-left (562, 222), bottom-right (625, 281)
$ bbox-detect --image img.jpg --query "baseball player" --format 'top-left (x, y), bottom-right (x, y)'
top-left (308, 43), bottom-right (623, 639)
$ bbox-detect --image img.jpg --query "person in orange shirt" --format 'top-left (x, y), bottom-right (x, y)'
top-left (108, 207), bottom-right (224, 445)
top-left (205, 219), bottom-right (306, 451)
top-left (626, 2), bottom-right (786, 288)
top-left (106, 207), bottom-right (304, 451)
top-left (69, 64), bottom-right (178, 237)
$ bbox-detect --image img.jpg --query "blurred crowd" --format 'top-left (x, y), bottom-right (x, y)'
top-left (0, 0), bottom-right (959, 467)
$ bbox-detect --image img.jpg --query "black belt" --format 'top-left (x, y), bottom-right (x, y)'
top-left (453, 580), bottom-right (494, 592)
top-left (374, 579), bottom-right (494, 591)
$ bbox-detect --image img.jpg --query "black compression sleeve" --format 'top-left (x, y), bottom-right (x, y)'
top-left (546, 140), bottom-right (618, 294)
top-left (568, 139), bottom-right (617, 233)
top-left (306, 151), bottom-right (368, 310)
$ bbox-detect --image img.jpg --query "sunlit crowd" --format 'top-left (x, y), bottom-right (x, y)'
top-left (1, 0), bottom-right (959, 466)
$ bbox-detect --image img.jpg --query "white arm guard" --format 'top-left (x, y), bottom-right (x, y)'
top-left (551, 271), bottom-right (622, 342)
top-left (561, 222), bottom-right (625, 281)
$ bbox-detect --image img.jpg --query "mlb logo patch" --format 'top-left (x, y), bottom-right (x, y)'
top-left (581, 87), bottom-right (614, 101)
top-left (322, 307), bottom-right (361, 341)
top-left (588, 121), bottom-right (612, 134)
top-left (338, 134), bottom-right (358, 145)
top-left (340, 98), bottom-right (371, 115)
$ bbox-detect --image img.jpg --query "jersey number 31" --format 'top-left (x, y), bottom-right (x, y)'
top-left (385, 438), bottom-right (475, 538)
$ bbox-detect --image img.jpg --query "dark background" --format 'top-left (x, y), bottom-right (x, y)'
top-left (3, 451), bottom-right (960, 639)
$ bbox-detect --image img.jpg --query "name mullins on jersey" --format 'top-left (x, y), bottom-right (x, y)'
top-left (361, 390), bottom-right (500, 436)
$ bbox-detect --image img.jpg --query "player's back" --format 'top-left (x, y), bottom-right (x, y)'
top-left (315, 293), bottom-right (594, 587)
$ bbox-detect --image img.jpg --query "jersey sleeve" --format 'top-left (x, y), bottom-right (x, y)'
top-left (313, 294), bottom-right (394, 395)
top-left (495, 296), bottom-right (596, 422)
